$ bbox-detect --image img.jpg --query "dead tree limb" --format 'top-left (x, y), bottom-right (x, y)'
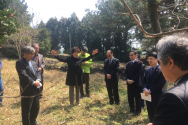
top-left (120, 0), bottom-right (188, 38)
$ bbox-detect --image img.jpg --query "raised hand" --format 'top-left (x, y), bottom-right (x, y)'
top-left (51, 50), bottom-right (58, 57)
top-left (92, 49), bottom-right (98, 56)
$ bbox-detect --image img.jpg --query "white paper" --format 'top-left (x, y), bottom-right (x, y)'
top-left (141, 93), bottom-right (151, 102)
top-left (37, 83), bottom-right (42, 88)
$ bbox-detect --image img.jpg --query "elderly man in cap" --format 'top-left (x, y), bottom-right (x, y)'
top-left (148, 33), bottom-right (188, 125)
top-left (78, 46), bottom-right (92, 98)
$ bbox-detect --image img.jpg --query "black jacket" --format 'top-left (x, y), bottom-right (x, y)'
top-left (55, 55), bottom-right (93, 86)
top-left (104, 58), bottom-right (119, 81)
top-left (141, 62), bottom-right (145, 79)
top-left (125, 60), bottom-right (142, 86)
top-left (153, 73), bottom-right (188, 125)
top-left (142, 65), bottom-right (165, 102)
top-left (16, 58), bottom-right (41, 96)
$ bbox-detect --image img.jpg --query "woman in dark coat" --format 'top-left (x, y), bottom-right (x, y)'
top-left (51, 47), bottom-right (98, 106)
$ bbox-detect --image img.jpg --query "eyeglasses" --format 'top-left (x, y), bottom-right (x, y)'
top-left (147, 58), bottom-right (155, 61)
top-left (129, 55), bottom-right (134, 56)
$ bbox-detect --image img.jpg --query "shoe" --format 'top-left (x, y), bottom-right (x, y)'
top-left (32, 123), bottom-right (41, 125)
top-left (80, 94), bottom-right (85, 99)
top-left (77, 103), bottom-right (81, 106)
top-left (70, 104), bottom-right (74, 107)
top-left (135, 112), bottom-right (141, 116)
top-left (0, 102), bottom-right (3, 107)
top-left (115, 102), bottom-right (120, 105)
top-left (109, 102), bottom-right (114, 105)
top-left (86, 95), bottom-right (92, 99)
top-left (130, 110), bottom-right (134, 114)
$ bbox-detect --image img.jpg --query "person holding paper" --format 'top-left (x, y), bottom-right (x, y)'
top-left (16, 46), bottom-right (42, 125)
top-left (142, 52), bottom-right (165, 122)
top-left (125, 51), bottom-right (142, 116)
top-left (148, 33), bottom-right (188, 125)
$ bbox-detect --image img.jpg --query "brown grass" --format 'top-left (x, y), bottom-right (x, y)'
top-left (0, 59), bottom-right (173, 125)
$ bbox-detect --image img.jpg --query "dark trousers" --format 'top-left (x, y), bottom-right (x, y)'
top-left (80, 73), bottom-right (90, 96)
top-left (141, 99), bottom-right (145, 107)
top-left (69, 81), bottom-right (80, 105)
top-left (21, 95), bottom-right (39, 125)
top-left (127, 85), bottom-right (142, 113)
top-left (146, 100), bottom-right (158, 122)
top-left (39, 77), bottom-right (43, 97)
top-left (106, 80), bottom-right (120, 104)
top-left (39, 77), bottom-right (44, 97)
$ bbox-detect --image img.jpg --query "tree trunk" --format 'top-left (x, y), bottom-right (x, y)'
top-left (148, 0), bottom-right (162, 43)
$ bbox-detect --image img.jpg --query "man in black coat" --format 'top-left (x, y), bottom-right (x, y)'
top-left (32, 43), bottom-right (45, 99)
top-left (142, 52), bottom-right (165, 122)
top-left (16, 46), bottom-right (42, 125)
top-left (104, 50), bottom-right (120, 105)
top-left (125, 51), bottom-right (142, 116)
top-left (148, 33), bottom-right (188, 125)
top-left (136, 55), bottom-right (145, 109)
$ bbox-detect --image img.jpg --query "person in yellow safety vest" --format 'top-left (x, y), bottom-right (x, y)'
top-left (78, 46), bottom-right (92, 98)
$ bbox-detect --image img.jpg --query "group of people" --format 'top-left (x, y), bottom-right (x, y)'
top-left (0, 33), bottom-right (188, 125)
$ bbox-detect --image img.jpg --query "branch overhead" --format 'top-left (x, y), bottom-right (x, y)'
top-left (120, 0), bottom-right (188, 38)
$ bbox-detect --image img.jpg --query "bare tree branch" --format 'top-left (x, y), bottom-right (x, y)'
top-left (120, 0), bottom-right (188, 38)
top-left (158, 2), bottom-right (188, 12)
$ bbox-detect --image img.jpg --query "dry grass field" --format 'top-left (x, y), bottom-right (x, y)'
top-left (0, 59), bottom-right (173, 125)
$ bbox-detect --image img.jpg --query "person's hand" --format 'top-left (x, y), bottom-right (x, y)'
top-left (38, 68), bottom-right (42, 72)
top-left (82, 61), bottom-right (86, 65)
top-left (147, 123), bottom-right (153, 125)
top-left (51, 50), bottom-right (58, 56)
top-left (127, 80), bottom-right (133, 84)
top-left (92, 49), bottom-right (98, 56)
top-left (34, 80), bottom-right (40, 87)
top-left (107, 74), bottom-right (111, 79)
top-left (144, 89), bottom-right (150, 96)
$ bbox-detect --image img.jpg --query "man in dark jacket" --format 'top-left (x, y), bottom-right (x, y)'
top-left (143, 52), bottom-right (165, 122)
top-left (104, 50), bottom-right (120, 105)
top-left (125, 51), bottom-right (142, 116)
top-left (16, 46), bottom-right (42, 125)
top-left (148, 33), bottom-right (188, 125)
top-left (32, 43), bottom-right (45, 99)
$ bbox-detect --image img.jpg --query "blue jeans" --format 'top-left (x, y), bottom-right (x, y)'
top-left (0, 70), bottom-right (3, 102)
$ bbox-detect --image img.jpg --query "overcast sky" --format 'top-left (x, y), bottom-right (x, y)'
top-left (25, 0), bottom-right (98, 25)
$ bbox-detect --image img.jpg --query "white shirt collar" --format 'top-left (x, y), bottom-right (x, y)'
top-left (174, 77), bottom-right (183, 85)
top-left (132, 59), bottom-right (137, 63)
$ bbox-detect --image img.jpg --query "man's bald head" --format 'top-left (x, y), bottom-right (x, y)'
top-left (106, 50), bottom-right (113, 59)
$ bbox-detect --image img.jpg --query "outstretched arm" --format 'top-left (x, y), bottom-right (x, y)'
top-left (82, 49), bottom-right (98, 62)
top-left (51, 50), bottom-right (68, 62)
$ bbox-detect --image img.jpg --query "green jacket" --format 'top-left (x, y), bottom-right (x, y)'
top-left (78, 53), bottom-right (92, 73)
